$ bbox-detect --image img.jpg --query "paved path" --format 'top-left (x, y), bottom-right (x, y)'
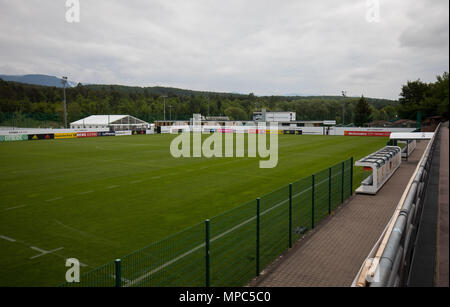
top-left (437, 122), bottom-right (449, 287)
top-left (249, 141), bottom-right (428, 287)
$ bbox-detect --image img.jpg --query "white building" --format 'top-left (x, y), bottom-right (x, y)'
top-left (70, 115), bottom-right (150, 131)
top-left (253, 109), bottom-right (296, 122)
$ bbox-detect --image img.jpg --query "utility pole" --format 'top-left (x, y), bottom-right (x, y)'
top-left (61, 76), bottom-right (68, 128)
top-left (168, 105), bottom-right (174, 120)
top-left (341, 90), bottom-right (346, 126)
top-left (162, 95), bottom-right (168, 121)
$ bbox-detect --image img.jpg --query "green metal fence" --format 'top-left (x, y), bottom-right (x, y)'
top-left (60, 157), bottom-right (354, 287)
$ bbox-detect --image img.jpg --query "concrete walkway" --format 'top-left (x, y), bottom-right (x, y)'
top-left (249, 141), bottom-right (428, 287)
top-left (437, 122), bottom-right (449, 287)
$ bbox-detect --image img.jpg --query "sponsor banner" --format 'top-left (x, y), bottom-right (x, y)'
top-left (265, 129), bottom-right (282, 134)
top-left (248, 129), bottom-right (266, 134)
top-left (344, 131), bottom-right (391, 137)
top-left (217, 128), bottom-right (234, 133)
top-left (145, 129), bottom-right (155, 135)
top-left (28, 134), bottom-right (54, 140)
top-left (283, 130), bottom-right (296, 135)
top-left (115, 131), bottom-right (132, 136)
top-left (98, 131), bottom-right (116, 137)
top-left (132, 130), bottom-right (146, 135)
top-left (0, 134), bottom-right (28, 142)
top-left (77, 132), bottom-right (98, 138)
top-left (54, 132), bottom-right (77, 139)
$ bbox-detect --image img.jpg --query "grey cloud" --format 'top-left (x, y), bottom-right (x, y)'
top-left (0, 0), bottom-right (448, 99)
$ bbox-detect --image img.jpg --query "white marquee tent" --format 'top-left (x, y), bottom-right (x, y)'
top-left (70, 115), bottom-right (150, 131)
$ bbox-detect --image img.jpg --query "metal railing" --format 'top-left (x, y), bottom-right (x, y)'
top-left (353, 123), bottom-right (441, 287)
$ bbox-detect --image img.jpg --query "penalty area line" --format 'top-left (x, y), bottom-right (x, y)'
top-left (4, 205), bottom-right (27, 211)
top-left (46, 196), bottom-right (63, 202)
top-left (0, 235), bottom-right (16, 242)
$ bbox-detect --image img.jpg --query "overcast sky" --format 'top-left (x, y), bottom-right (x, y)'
top-left (0, 0), bottom-right (448, 99)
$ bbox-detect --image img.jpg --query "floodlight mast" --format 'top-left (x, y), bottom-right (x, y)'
top-left (341, 90), bottom-right (347, 126)
top-left (168, 105), bottom-right (174, 120)
top-left (61, 77), bottom-right (68, 128)
top-left (162, 95), bottom-right (168, 121)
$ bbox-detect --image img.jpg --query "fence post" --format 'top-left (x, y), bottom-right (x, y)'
top-left (256, 198), bottom-right (260, 276)
top-left (115, 259), bottom-right (121, 287)
top-left (328, 167), bottom-right (332, 214)
top-left (341, 162), bottom-right (344, 203)
top-left (289, 183), bottom-right (292, 248)
top-left (350, 157), bottom-right (354, 196)
top-left (205, 219), bottom-right (210, 287)
top-left (312, 175), bottom-right (315, 229)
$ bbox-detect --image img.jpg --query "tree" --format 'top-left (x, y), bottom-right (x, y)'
top-left (224, 106), bottom-right (247, 120)
top-left (398, 79), bottom-right (429, 119)
top-left (354, 96), bottom-right (372, 127)
top-left (422, 72), bottom-right (449, 119)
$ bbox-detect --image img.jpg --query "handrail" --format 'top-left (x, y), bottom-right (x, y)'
top-left (353, 123), bottom-right (441, 287)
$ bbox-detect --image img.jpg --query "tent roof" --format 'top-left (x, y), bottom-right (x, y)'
top-left (71, 115), bottom-right (147, 125)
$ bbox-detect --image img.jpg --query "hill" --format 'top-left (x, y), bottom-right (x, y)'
top-left (0, 74), bottom-right (76, 88)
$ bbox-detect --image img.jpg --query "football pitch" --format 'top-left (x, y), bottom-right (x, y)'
top-left (0, 134), bottom-right (388, 286)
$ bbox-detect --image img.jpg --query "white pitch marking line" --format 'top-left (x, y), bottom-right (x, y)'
top-left (110, 274), bottom-right (131, 283)
top-left (46, 197), bottom-right (63, 202)
top-left (29, 247), bottom-right (64, 259)
top-left (77, 190), bottom-right (93, 195)
top-left (151, 176), bottom-right (161, 179)
top-left (125, 166), bottom-right (351, 287)
top-left (0, 235), bottom-right (16, 242)
top-left (130, 180), bottom-right (143, 184)
top-left (4, 205), bottom-right (27, 211)
top-left (107, 185), bottom-right (120, 189)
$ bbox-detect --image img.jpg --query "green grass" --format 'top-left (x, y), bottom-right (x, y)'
top-left (0, 134), bottom-right (388, 286)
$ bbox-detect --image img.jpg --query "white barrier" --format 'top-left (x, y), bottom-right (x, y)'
top-left (115, 131), bottom-right (132, 136)
top-left (355, 146), bottom-right (402, 194)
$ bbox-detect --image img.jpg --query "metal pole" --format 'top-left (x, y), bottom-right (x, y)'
top-left (342, 91), bottom-right (346, 125)
top-left (350, 157), bottom-right (354, 196)
top-left (205, 219), bottom-right (210, 287)
top-left (256, 198), bottom-right (260, 276)
top-left (312, 175), bottom-right (315, 229)
top-left (163, 96), bottom-right (167, 121)
top-left (328, 167), bottom-right (332, 215)
top-left (289, 183), bottom-right (292, 248)
top-left (115, 259), bottom-right (121, 287)
top-left (62, 77), bottom-right (68, 129)
top-left (63, 86), bottom-right (67, 128)
top-left (406, 141), bottom-right (409, 162)
top-left (341, 162), bottom-right (345, 203)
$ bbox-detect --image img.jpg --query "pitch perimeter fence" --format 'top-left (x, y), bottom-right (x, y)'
top-left (60, 158), bottom-right (354, 287)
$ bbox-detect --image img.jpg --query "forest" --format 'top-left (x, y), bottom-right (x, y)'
top-left (0, 72), bottom-right (447, 127)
